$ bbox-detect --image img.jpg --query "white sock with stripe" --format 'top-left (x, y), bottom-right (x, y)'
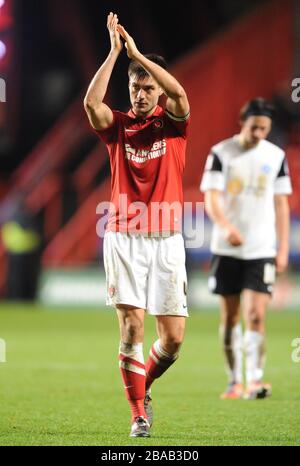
top-left (145, 340), bottom-right (179, 391)
top-left (244, 330), bottom-right (265, 385)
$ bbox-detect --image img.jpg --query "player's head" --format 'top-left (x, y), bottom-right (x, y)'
top-left (128, 54), bottom-right (167, 118)
top-left (239, 98), bottom-right (275, 148)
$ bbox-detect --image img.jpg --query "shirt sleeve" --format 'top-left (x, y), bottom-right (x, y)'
top-left (274, 155), bottom-right (292, 195)
top-left (93, 111), bottom-right (120, 144)
top-left (200, 151), bottom-right (225, 192)
top-left (165, 109), bottom-right (190, 137)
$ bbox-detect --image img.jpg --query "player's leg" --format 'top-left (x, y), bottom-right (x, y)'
top-left (144, 234), bottom-right (188, 424)
top-left (117, 305), bottom-right (150, 436)
top-left (143, 316), bottom-right (185, 426)
top-left (103, 232), bottom-right (150, 435)
top-left (208, 255), bottom-right (244, 398)
top-left (146, 315), bottom-right (186, 391)
top-left (146, 235), bottom-right (187, 391)
top-left (243, 289), bottom-right (272, 399)
top-left (219, 294), bottom-right (244, 399)
top-left (242, 258), bottom-right (275, 399)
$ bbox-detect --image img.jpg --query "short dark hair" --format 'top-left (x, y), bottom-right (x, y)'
top-left (128, 54), bottom-right (167, 80)
top-left (240, 97), bottom-right (275, 121)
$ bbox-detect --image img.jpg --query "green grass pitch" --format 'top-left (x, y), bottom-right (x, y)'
top-left (0, 304), bottom-right (299, 446)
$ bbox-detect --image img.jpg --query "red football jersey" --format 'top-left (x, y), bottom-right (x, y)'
top-left (95, 105), bottom-right (190, 234)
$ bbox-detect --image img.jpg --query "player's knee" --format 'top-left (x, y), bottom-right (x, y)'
top-left (120, 315), bottom-right (144, 341)
top-left (124, 321), bottom-right (143, 340)
top-left (247, 308), bottom-right (262, 326)
top-left (162, 335), bottom-right (184, 355)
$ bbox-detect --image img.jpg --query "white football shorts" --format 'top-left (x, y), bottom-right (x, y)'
top-left (103, 232), bottom-right (188, 317)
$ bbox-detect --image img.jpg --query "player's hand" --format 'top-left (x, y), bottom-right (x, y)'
top-left (116, 24), bottom-right (140, 60)
top-left (276, 250), bottom-right (288, 274)
top-left (107, 12), bottom-right (123, 53)
top-left (224, 225), bottom-right (244, 247)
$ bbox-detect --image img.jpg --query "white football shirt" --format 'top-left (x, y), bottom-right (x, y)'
top-left (200, 136), bottom-right (292, 259)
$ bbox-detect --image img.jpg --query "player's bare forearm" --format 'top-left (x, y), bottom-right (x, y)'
top-left (135, 53), bottom-right (189, 111)
top-left (205, 190), bottom-right (243, 246)
top-left (117, 24), bottom-right (189, 117)
top-left (84, 52), bottom-right (118, 130)
top-left (205, 191), bottom-right (231, 229)
top-left (275, 195), bottom-right (290, 271)
top-left (84, 50), bottom-right (119, 109)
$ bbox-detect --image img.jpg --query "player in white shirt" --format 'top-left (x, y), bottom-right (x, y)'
top-left (200, 98), bottom-right (292, 399)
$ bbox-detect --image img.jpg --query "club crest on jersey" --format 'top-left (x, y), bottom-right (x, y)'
top-left (153, 119), bottom-right (164, 131)
top-left (261, 165), bottom-right (271, 174)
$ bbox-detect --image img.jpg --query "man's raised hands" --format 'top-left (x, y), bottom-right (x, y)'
top-left (107, 12), bottom-right (123, 54)
top-left (117, 24), bottom-right (141, 60)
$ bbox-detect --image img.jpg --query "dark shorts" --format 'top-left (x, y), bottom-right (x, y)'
top-left (209, 255), bottom-right (276, 296)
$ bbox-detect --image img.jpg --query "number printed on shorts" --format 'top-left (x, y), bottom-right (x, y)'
top-left (263, 263), bottom-right (276, 284)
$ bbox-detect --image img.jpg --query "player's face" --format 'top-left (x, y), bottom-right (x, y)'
top-left (129, 75), bottom-right (163, 118)
top-left (240, 115), bottom-right (272, 148)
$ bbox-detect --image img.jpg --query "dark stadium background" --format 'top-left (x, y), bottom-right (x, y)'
top-left (1, 0), bottom-right (266, 171)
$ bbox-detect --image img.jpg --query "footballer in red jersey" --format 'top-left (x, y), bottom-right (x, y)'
top-left (84, 12), bottom-right (190, 438)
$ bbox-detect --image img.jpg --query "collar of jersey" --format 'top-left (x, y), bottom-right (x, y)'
top-left (127, 105), bottom-right (163, 121)
top-left (234, 134), bottom-right (263, 151)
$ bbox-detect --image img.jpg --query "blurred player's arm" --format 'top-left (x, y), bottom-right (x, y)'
top-left (274, 194), bottom-right (290, 273)
top-left (205, 190), bottom-right (243, 247)
top-left (84, 12), bottom-right (122, 130)
top-left (117, 25), bottom-right (190, 118)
